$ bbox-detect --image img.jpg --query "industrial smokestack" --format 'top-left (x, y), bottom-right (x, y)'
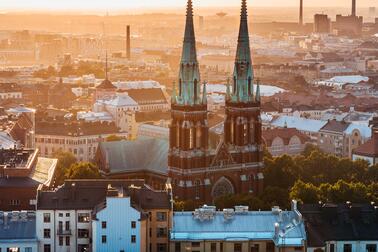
top-left (352, 0), bottom-right (356, 16)
top-left (299, 0), bottom-right (303, 25)
top-left (126, 25), bottom-right (131, 60)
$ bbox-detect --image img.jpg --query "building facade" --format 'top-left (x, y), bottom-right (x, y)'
top-left (170, 201), bottom-right (306, 252)
top-left (168, 0), bottom-right (263, 204)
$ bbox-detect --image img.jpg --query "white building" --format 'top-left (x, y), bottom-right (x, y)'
top-left (92, 189), bottom-right (143, 252)
top-left (314, 75), bottom-right (369, 89)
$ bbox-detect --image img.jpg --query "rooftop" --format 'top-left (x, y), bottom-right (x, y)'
top-left (320, 120), bottom-right (350, 133)
top-left (300, 203), bottom-right (378, 247)
top-left (98, 137), bottom-right (168, 175)
top-left (263, 128), bottom-right (311, 146)
top-left (271, 116), bottom-right (328, 133)
top-left (37, 179), bottom-right (146, 210)
top-left (171, 205), bottom-right (306, 246)
top-left (0, 211), bottom-right (36, 241)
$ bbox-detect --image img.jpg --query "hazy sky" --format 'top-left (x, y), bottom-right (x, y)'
top-left (1, 0), bottom-right (376, 11)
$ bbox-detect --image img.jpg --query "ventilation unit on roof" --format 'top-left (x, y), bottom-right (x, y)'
top-left (223, 208), bottom-right (235, 221)
top-left (272, 206), bottom-right (281, 215)
top-left (193, 205), bottom-right (216, 221)
top-left (235, 205), bottom-right (249, 214)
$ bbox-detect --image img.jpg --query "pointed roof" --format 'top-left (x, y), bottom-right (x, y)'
top-left (235, 0), bottom-right (251, 63)
top-left (181, 0), bottom-right (197, 64)
top-left (232, 0), bottom-right (254, 103)
top-left (176, 0), bottom-right (201, 106)
top-left (97, 52), bottom-right (117, 90)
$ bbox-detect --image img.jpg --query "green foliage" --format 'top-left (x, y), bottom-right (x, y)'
top-left (65, 162), bottom-right (101, 180)
top-left (53, 151), bottom-right (77, 186)
top-left (59, 61), bottom-right (106, 78)
top-left (33, 65), bottom-right (57, 78)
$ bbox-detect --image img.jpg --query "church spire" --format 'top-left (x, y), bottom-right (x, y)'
top-left (177, 0), bottom-right (201, 105)
top-left (232, 0), bottom-right (254, 103)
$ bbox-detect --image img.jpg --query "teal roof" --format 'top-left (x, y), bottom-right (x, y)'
top-left (230, 0), bottom-right (257, 103)
top-left (171, 211), bottom-right (306, 246)
top-left (99, 137), bottom-right (168, 175)
top-left (174, 0), bottom-right (205, 106)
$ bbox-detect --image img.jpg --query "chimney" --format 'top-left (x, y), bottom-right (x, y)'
top-left (299, 0), bottom-right (303, 25)
top-left (126, 25), bottom-right (131, 60)
top-left (352, 0), bottom-right (356, 16)
top-left (274, 222), bottom-right (280, 238)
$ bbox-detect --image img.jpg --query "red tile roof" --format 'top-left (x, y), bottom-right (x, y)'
top-left (353, 133), bottom-right (378, 157)
top-left (263, 127), bottom-right (311, 146)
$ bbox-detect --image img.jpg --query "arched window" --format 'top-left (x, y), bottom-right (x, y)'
top-left (194, 179), bottom-right (201, 200)
top-left (250, 119), bottom-right (255, 143)
top-left (194, 79), bottom-right (198, 101)
top-left (248, 77), bottom-right (252, 95)
top-left (211, 177), bottom-right (234, 199)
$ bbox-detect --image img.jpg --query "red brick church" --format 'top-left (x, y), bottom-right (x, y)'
top-left (168, 0), bottom-right (264, 202)
top-left (96, 0), bottom-right (264, 203)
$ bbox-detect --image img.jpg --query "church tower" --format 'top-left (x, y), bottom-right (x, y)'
top-left (168, 0), bottom-right (263, 203)
top-left (168, 0), bottom-right (209, 200)
top-left (223, 0), bottom-right (263, 177)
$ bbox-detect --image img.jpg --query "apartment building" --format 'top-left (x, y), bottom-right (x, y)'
top-left (170, 201), bottom-right (306, 252)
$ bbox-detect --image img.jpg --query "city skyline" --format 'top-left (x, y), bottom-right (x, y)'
top-left (0, 0), bottom-right (377, 12)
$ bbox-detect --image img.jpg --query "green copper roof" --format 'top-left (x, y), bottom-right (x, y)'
top-left (232, 0), bottom-right (258, 103)
top-left (175, 0), bottom-right (205, 106)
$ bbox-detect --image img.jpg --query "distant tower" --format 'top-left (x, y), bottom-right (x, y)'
top-left (299, 0), bottom-right (304, 25)
top-left (352, 0), bottom-right (356, 16)
top-left (126, 25), bottom-right (131, 60)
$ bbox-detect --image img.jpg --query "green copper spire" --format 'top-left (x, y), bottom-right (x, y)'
top-left (256, 78), bottom-right (261, 102)
top-left (202, 81), bottom-right (207, 104)
top-left (171, 81), bottom-right (177, 104)
top-left (226, 77), bottom-right (231, 100)
top-left (177, 0), bottom-right (201, 105)
top-left (232, 0), bottom-right (254, 103)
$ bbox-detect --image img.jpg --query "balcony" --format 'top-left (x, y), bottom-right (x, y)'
top-left (57, 229), bottom-right (72, 236)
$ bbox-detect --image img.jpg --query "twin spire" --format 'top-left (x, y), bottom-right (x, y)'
top-left (172, 0), bottom-right (259, 106)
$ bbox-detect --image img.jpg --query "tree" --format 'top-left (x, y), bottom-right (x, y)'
top-left (53, 151), bottom-right (77, 186)
top-left (289, 180), bottom-right (319, 204)
top-left (65, 162), bottom-right (101, 180)
top-left (302, 144), bottom-right (322, 157)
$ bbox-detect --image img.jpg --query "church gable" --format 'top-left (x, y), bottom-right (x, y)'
top-left (211, 141), bottom-right (235, 167)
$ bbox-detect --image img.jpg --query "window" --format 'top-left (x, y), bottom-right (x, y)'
top-left (266, 242), bottom-right (275, 252)
top-left (330, 244), bottom-right (335, 252)
top-left (101, 235), bottom-right (107, 244)
top-left (66, 213), bottom-right (70, 217)
top-left (78, 229), bottom-right (89, 238)
top-left (43, 213), bottom-right (51, 223)
top-left (220, 243), bottom-right (223, 252)
top-left (367, 245), bottom-right (377, 252)
top-left (234, 243), bottom-right (242, 252)
top-left (131, 221), bottom-right (136, 228)
top-left (157, 228), bottom-right (167, 238)
top-left (7, 248), bottom-right (20, 252)
top-left (251, 244), bottom-right (259, 252)
top-left (192, 242), bottom-right (200, 247)
top-left (25, 248), bottom-right (32, 252)
top-left (344, 244), bottom-right (352, 252)
top-left (157, 243), bottom-right (167, 252)
top-left (78, 244), bottom-right (89, 252)
top-left (156, 212), bottom-right (167, 222)
top-left (211, 243), bottom-right (217, 252)
top-left (44, 244), bottom-right (51, 252)
top-left (175, 243), bottom-right (181, 252)
top-left (66, 236), bottom-right (70, 246)
top-left (102, 221), bottom-right (107, 229)
top-left (131, 235), bottom-right (136, 243)
top-left (65, 221), bottom-right (70, 230)
top-left (78, 213), bottom-right (90, 223)
top-left (59, 236), bottom-right (63, 246)
top-left (44, 229), bottom-right (51, 239)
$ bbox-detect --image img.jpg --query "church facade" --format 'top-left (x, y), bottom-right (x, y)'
top-left (168, 0), bottom-right (264, 203)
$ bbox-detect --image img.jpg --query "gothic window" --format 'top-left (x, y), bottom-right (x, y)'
top-left (250, 119), bottom-right (255, 143)
top-left (189, 127), bottom-right (194, 149)
top-left (233, 76), bottom-right (236, 94)
top-left (194, 179), bottom-right (201, 199)
top-left (248, 77), bottom-right (252, 95)
top-left (179, 79), bottom-right (182, 96)
top-left (248, 175), bottom-right (255, 193)
top-left (176, 121), bottom-right (180, 147)
top-left (196, 122), bottom-right (202, 149)
top-left (243, 119), bottom-right (248, 145)
top-left (194, 79), bottom-right (198, 101)
top-left (211, 177), bottom-right (234, 199)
